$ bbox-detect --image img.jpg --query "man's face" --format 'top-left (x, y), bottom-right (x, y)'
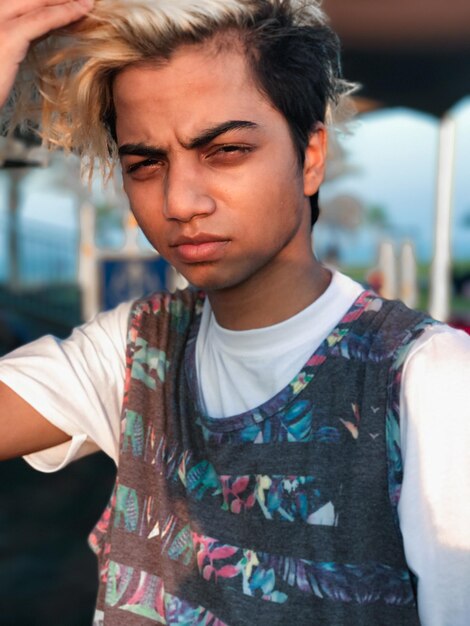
top-left (114, 40), bottom-right (325, 292)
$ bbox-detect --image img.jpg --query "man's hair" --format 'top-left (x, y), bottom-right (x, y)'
top-left (5, 0), bottom-right (354, 226)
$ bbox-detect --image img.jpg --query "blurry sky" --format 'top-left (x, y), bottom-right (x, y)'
top-left (319, 98), bottom-right (470, 265)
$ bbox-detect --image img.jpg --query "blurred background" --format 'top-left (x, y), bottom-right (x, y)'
top-left (0, 1), bottom-right (469, 623)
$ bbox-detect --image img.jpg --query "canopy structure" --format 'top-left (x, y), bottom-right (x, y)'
top-left (324, 0), bottom-right (470, 321)
top-left (325, 0), bottom-right (470, 115)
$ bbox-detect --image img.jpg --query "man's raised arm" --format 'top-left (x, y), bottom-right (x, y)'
top-left (0, 382), bottom-right (70, 460)
top-left (0, 0), bottom-right (94, 460)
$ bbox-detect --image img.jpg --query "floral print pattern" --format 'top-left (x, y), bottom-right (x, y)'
top-left (89, 289), bottom-right (436, 624)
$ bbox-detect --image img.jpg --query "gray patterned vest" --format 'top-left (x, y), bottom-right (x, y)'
top-left (90, 289), bottom-right (435, 626)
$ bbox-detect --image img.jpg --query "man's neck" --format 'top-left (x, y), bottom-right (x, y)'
top-left (207, 257), bottom-right (331, 331)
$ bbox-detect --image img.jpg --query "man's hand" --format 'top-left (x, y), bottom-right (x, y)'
top-left (0, 0), bottom-right (94, 109)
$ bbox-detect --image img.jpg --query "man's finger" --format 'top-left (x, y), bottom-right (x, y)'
top-left (0, 0), bottom-right (94, 108)
top-left (7, 1), bottom-right (94, 52)
top-left (0, 0), bottom-right (93, 23)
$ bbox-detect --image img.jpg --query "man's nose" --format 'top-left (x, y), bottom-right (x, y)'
top-left (163, 160), bottom-right (216, 222)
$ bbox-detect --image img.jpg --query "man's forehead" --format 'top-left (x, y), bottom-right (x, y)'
top-left (116, 34), bottom-right (247, 81)
top-left (112, 46), bottom-right (274, 146)
top-left (112, 38), bottom-right (256, 103)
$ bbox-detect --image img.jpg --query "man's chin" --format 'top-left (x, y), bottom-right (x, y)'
top-left (179, 269), bottom-right (242, 294)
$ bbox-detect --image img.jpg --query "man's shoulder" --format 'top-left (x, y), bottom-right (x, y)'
top-left (403, 322), bottom-right (470, 373)
top-left (126, 288), bottom-right (205, 348)
top-left (130, 288), bottom-right (205, 318)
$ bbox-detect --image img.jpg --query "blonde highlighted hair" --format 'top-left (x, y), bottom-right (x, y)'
top-left (5, 0), bottom-right (354, 186)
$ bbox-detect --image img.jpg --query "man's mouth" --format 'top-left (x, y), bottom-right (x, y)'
top-left (170, 234), bottom-right (230, 263)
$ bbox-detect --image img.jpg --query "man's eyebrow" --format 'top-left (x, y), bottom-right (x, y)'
top-left (118, 143), bottom-right (167, 159)
top-left (118, 120), bottom-right (259, 158)
top-left (183, 120), bottom-right (259, 150)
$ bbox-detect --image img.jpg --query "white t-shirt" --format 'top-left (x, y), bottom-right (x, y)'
top-left (0, 271), bottom-right (469, 626)
top-left (196, 271), bottom-right (364, 417)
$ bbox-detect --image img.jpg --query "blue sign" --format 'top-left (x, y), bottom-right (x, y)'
top-left (100, 256), bottom-right (170, 310)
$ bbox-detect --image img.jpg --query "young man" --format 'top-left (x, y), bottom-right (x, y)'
top-left (0, 1), bottom-right (469, 625)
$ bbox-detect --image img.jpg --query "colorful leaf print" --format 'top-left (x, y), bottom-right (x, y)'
top-left (220, 475), bottom-right (256, 513)
top-left (132, 337), bottom-right (169, 389)
top-left (106, 560), bottom-right (228, 624)
top-left (105, 561), bottom-right (135, 608)
top-left (114, 485), bottom-right (139, 533)
top-left (122, 410), bottom-right (144, 457)
top-left (169, 297), bottom-right (192, 332)
top-left (164, 592), bottom-right (228, 625)
top-left (314, 426), bottom-right (340, 443)
top-left (186, 460), bottom-right (221, 499)
top-left (281, 400), bottom-right (313, 441)
top-left (94, 290), bottom-right (438, 623)
top-left (167, 525), bottom-right (195, 566)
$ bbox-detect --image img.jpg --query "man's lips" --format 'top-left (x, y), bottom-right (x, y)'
top-left (170, 234), bottom-right (230, 263)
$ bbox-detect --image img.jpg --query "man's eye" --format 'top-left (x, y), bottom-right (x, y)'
top-left (205, 144), bottom-right (253, 164)
top-left (210, 145), bottom-right (251, 158)
top-left (219, 145), bottom-right (242, 153)
top-left (126, 159), bottom-right (162, 174)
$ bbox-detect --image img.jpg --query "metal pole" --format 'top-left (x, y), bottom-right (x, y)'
top-left (7, 170), bottom-right (22, 288)
top-left (78, 201), bottom-right (99, 321)
top-left (400, 240), bottom-right (418, 309)
top-left (377, 239), bottom-right (398, 300)
top-left (429, 115), bottom-right (456, 322)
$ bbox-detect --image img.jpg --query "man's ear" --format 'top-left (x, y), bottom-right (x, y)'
top-left (303, 123), bottom-right (327, 197)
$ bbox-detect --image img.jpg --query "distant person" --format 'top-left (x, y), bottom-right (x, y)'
top-left (0, 1), bottom-right (469, 625)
